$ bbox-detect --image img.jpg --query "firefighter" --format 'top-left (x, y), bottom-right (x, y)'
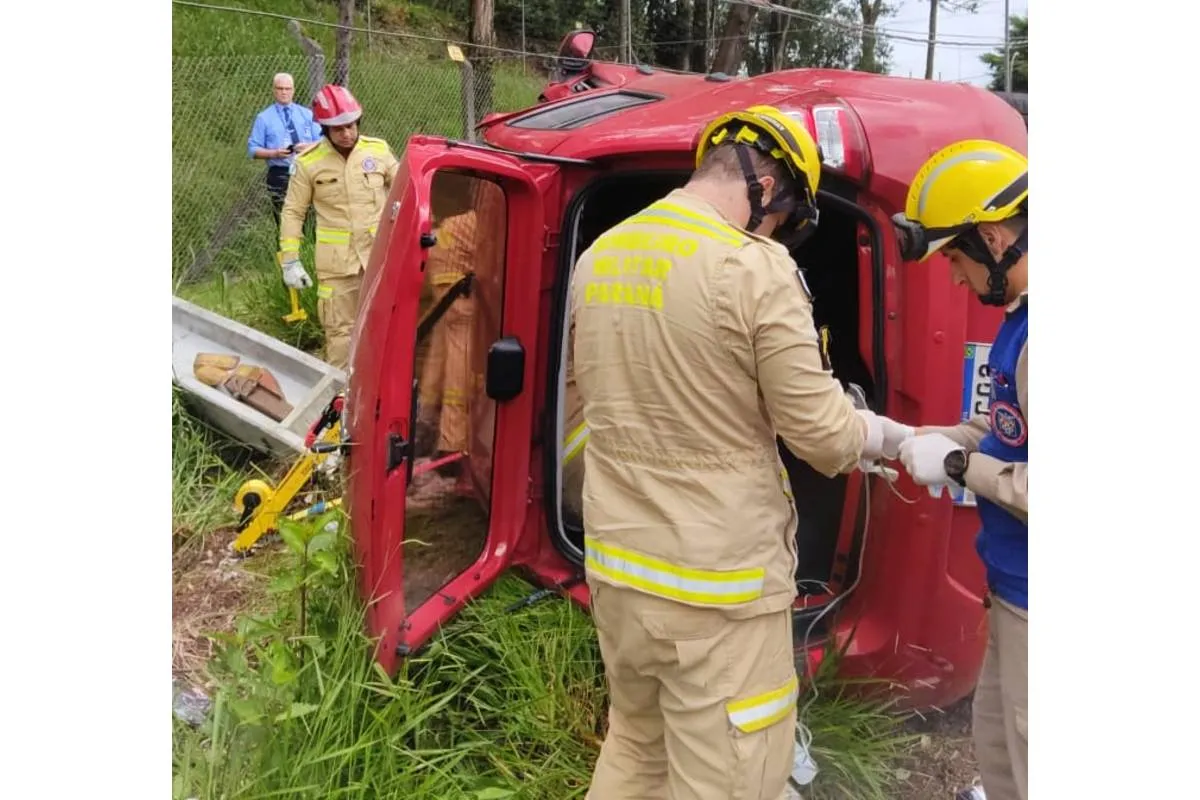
top-left (415, 204), bottom-right (479, 472)
top-left (890, 139), bottom-right (1029, 800)
top-left (570, 105), bottom-right (912, 799)
top-left (278, 84), bottom-right (399, 370)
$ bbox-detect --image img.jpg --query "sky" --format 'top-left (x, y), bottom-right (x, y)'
top-left (881, 0), bottom-right (1028, 87)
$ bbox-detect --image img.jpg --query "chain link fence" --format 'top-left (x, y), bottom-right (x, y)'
top-left (172, 45), bottom-right (546, 287)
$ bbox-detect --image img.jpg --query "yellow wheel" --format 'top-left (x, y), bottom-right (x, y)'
top-left (234, 479), bottom-right (275, 529)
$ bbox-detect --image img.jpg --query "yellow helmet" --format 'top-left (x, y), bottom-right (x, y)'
top-left (695, 105), bottom-right (822, 238)
top-left (894, 139), bottom-right (1028, 263)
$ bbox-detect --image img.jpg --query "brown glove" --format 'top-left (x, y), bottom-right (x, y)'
top-left (223, 364), bottom-right (293, 422)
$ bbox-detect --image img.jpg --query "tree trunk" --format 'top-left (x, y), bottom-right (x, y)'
top-left (772, 5), bottom-right (794, 72)
top-left (857, 0), bottom-right (884, 73)
top-left (924, 0), bottom-right (938, 79)
top-left (620, 0), bottom-right (632, 63)
top-left (334, 0), bottom-right (354, 87)
top-left (712, 3), bottom-right (758, 75)
top-left (687, 0), bottom-right (710, 73)
top-left (469, 0), bottom-right (496, 118)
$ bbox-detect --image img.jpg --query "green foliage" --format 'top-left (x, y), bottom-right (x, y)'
top-left (801, 629), bottom-right (921, 799)
top-left (980, 14), bottom-right (1028, 92)
top-left (172, 389), bottom-right (257, 542)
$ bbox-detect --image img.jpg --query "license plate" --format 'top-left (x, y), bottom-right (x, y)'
top-left (951, 342), bottom-right (992, 507)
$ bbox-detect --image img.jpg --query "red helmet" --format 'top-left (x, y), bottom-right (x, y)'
top-left (312, 84), bottom-right (363, 127)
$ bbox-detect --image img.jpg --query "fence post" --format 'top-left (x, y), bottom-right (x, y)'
top-left (288, 20), bottom-right (327, 100)
top-left (448, 44), bottom-right (477, 142)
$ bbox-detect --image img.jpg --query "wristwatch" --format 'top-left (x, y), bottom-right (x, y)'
top-left (944, 448), bottom-right (969, 486)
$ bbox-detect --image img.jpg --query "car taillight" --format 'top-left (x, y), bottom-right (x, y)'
top-left (783, 101), bottom-right (870, 185)
top-left (809, 102), bottom-right (869, 183)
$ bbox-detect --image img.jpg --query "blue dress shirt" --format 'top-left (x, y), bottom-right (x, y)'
top-left (247, 102), bottom-right (322, 168)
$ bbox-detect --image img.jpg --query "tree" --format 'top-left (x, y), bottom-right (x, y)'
top-left (711, 1), bottom-right (760, 75)
top-left (688, 0), bottom-right (711, 72)
top-left (856, 0), bottom-right (893, 73)
top-left (647, 0), bottom-right (692, 71)
top-left (755, 0), bottom-right (863, 74)
top-left (714, 0), bottom-right (891, 77)
top-left (469, 0), bottom-right (496, 117)
top-left (979, 13), bottom-right (1026, 92)
top-left (925, 0), bottom-right (979, 80)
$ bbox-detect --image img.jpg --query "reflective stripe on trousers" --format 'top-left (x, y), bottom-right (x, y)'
top-left (726, 675), bottom-right (799, 733)
top-left (563, 421), bottom-right (589, 465)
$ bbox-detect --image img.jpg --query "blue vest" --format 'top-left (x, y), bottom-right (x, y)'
top-left (975, 299), bottom-right (1029, 610)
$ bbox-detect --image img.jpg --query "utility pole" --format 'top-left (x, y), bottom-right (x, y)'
top-left (620, 0), bottom-right (632, 63)
top-left (925, 0), bottom-right (939, 80)
top-left (1003, 0), bottom-right (1011, 92)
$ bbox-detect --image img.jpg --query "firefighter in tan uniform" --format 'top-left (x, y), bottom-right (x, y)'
top-left (279, 84), bottom-right (399, 370)
top-left (890, 141), bottom-right (1030, 800)
top-left (571, 105), bottom-right (912, 799)
top-left (415, 208), bottom-right (479, 465)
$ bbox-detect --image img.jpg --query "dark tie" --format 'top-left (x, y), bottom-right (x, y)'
top-left (281, 105), bottom-right (300, 146)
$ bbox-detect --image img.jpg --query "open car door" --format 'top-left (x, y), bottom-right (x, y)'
top-left (344, 135), bottom-right (552, 674)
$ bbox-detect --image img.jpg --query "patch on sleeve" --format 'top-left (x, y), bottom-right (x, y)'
top-left (989, 401), bottom-right (1027, 447)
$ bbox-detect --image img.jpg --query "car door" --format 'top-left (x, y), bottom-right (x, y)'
top-left (344, 135), bottom-right (553, 674)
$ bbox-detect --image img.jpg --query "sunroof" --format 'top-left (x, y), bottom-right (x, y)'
top-left (507, 91), bottom-right (661, 131)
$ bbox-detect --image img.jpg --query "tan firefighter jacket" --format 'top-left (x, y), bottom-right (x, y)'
top-left (569, 188), bottom-right (867, 618)
top-left (279, 135), bottom-right (399, 278)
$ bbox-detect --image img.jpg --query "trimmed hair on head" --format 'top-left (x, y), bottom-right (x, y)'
top-left (694, 142), bottom-right (791, 189)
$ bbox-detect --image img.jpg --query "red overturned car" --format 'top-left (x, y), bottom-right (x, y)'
top-left (341, 30), bottom-right (1027, 712)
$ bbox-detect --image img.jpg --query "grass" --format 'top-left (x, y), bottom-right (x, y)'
top-left (172, 388), bottom-right (259, 545)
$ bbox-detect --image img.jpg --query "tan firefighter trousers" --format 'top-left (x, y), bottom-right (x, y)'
top-left (586, 582), bottom-right (798, 800)
top-left (973, 595), bottom-right (1028, 800)
top-left (316, 272), bottom-right (363, 371)
top-left (417, 290), bottom-right (475, 453)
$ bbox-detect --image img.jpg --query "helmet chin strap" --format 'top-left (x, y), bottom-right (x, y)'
top-left (733, 144), bottom-right (816, 244)
top-left (735, 144), bottom-right (770, 233)
top-left (957, 224), bottom-right (1028, 307)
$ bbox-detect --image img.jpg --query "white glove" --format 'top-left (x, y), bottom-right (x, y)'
top-left (282, 259), bottom-right (313, 289)
top-left (898, 433), bottom-right (963, 487)
top-left (857, 410), bottom-right (915, 461)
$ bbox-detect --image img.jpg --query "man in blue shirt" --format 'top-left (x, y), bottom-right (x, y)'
top-left (889, 139), bottom-right (1029, 800)
top-left (247, 73), bottom-right (322, 227)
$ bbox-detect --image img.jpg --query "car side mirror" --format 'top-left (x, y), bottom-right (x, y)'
top-left (486, 336), bottom-right (525, 401)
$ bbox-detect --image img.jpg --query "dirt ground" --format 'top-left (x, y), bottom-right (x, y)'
top-left (893, 696), bottom-right (980, 799)
top-left (172, 527), bottom-right (273, 689)
top-left (403, 462), bottom-right (490, 612)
